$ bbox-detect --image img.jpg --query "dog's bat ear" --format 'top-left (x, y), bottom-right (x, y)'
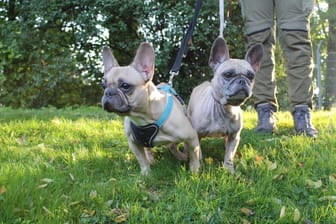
top-left (245, 43), bottom-right (264, 72)
top-left (209, 37), bottom-right (230, 71)
top-left (102, 46), bottom-right (119, 74)
top-left (132, 42), bottom-right (155, 82)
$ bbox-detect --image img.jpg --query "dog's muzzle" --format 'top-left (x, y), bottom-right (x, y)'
top-left (222, 77), bottom-right (252, 106)
top-left (102, 87), bottom-right (131, 114)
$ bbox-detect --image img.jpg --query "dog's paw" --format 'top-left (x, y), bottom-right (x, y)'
top-left (189, 159), bottom-right (201, 174)
top-left (140, 166), bottom-right (151, 176)
top-left (223, 161), bottom-right (235, 174)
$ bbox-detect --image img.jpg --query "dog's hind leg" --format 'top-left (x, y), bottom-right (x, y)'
top-left (144, 147), bottom-right (155, 164)
top-left (185, 138), bottom-right (202, 174)
top-left (168, 143), bottom-right (188, 161)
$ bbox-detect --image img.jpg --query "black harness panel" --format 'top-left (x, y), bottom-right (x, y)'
top-left (130, 122), bottom-right (159, 147)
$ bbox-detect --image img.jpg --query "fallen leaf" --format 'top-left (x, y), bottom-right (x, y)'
top-left (305, 179), bottom-right (322, 189)
top-left (42, 206), bottom-right (54, 216)
top-left (69, 201), bottom-right (82, 206)
top-left (114, 214), bottom-right (127, 223)
top-left (293, 208), bottom-right (301, 223)
top-left (329, 174), bottom-right (336, 184)
top-left (89, 190), bottom-right (97, 199)
top-left (18, 135), bottom-right (26, 144)
top-left (41, 178), bottom-right (54, 183)
top-left (272, 173), bottom-right (284, 181)
top-left (37, 183), bottom-right (49, 189)
top-left (279, 206), bottom-right (286, 218)
top-left (0, 185), bottom-right (6, 195)
top-left (297, 162), bottom-right (304, 168)
top-left (255, 155), bottom-right (263, 164)
top-left (38, 178), bottom-right (54, 189)
top-left (105, 200), bottom-right (114, 207)
top-left (242, 218), bottom-right (251, 224)
top-left (318, 196), bottom-right (336, 201)
top-left (241, 207), bottom-right (255, 216)
top-left (273, 198), bottom-right (282, 205)
top-left (72, 153), bottom-right (76, 161)
top-left (108, 208), bottom-right (128, 223)
top-left (246, 198), bottom-right (257, 205)
top-left (69, 173), bottom-right (75, 181)
top-left (83, 208), bottom-right (96, 217)
top-left (108, 177), bottom-right (117, 182)
top-left (38, 143), bottom-right (46, 149)
top-left (264, 137), bottom-right (279, 142)
top-left (265, 160), bottom-right (277, 171)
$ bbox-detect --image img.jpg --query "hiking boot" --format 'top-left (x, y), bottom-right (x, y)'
top-left (292, 105), bottom-right (318, 138)
top-left (255, 103), bottom-right (277, 134)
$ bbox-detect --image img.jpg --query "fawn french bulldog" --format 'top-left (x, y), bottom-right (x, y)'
top-left (188, 37), bottom-right (263, 173)
top-left (101, 42), bottom-right (201, 175)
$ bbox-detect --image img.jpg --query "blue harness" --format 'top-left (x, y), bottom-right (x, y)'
top-left (130, 85), bottom-right (183, 147)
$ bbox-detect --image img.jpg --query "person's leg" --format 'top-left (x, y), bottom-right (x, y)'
top-left (276, 0), bottom-right (318, 137)
top-left (240, 0), bottom-right (277, 133)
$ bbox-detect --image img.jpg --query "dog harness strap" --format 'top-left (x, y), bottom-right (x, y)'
top-left (156, 85), bottom-right (180, 127)
top-left (130, 84), bottom-right (180, 147)
top-left (130, 122), bottom-right (159, 147)
top-left (156, 93), bottom-right (173, 127)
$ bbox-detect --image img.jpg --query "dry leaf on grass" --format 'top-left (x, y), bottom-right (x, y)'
top-left (242, 218), bottom-right (251, 224)
top-left (89, 190), bottom-right (97, 199)
top-left (241, 207), bottom-right (255, 216)
top-left (318, 195), bottom-right (336, 201)
top-left (279, 206), bottom-right (286, 218)
top-left (329, 174), bottom-right (336, 184)
top-left (0, 185), bottom-right (6, 195)
top-left (293, 208), bottom-right (301, 223)
top-left (37, 178), bottom-right (54, 188)
top-left (42, 206), bottom-right (54, 216)
top-left (265, 160), bottom-right (277, 171)
top-left (114, 214), bottom-right (127, 223)
top-left (255, 155), bottom-right (263, 164)
top-left (305, 179), bottom-right (322, 189)
top-left (82, 208), bottom-right (96, 217)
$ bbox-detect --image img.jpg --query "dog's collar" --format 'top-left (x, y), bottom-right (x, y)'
top-left (130, 84), bottom-right (176, 147)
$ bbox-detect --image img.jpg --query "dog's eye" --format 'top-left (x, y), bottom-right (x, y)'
top-left (119, 82), bottom-right (132, 91)
top-left (223, 72), bottom-right (234, 79)
top-left (246, 71), bottom-right (255, 81)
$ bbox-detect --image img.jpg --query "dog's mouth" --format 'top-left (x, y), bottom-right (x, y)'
top-left (226, 90), bottom-right (249, 106)
top-left (102, 88), bottom-right (132, 114)
top-left (103, 100), bottom-right (131, 114)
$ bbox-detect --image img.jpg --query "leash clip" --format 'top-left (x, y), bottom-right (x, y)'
top-left (168, 71), bottom-right (179, 87)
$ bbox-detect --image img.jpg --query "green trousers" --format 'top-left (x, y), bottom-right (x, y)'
top-left (239, 0), bottom-right (315, 111)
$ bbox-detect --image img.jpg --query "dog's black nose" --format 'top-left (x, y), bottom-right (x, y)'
top-left (238, 78), bottom-right (246, 86)
top-left (105, 88), bottom-right (116, 98)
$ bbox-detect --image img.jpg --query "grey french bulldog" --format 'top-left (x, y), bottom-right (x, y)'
top-left (101, 42), bottom-right (201, 175)
top-left (187, 37), bottom-right (263, 173)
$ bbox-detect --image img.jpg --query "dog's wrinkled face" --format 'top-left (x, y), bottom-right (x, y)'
top-left (101, 43), bottom-right (155, 115)
top-left (209, 38), bottom-right (263, 106)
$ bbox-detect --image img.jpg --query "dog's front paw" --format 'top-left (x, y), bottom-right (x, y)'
top-left (223, 161), bottom-right (235, 174)
top-left (140, 166), bottom-right (151, 176)
top-left (189, 160), bottom-right (201, 174)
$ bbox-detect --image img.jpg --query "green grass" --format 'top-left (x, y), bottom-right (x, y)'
top-left (0, 106), bottom-right (335, 223)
